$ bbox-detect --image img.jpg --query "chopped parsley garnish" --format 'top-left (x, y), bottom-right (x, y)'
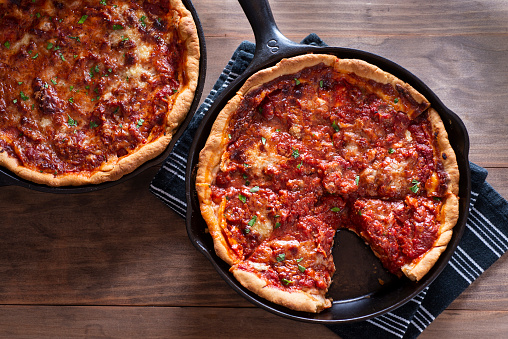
top-left (4, 41), bottom-right (10, 49)
top-left (68, 97), bottom-right (74, 103)
top-left (249, 186), bottom-right (260, 193)
top-left (294, 78), bottom-right (300, 85)
top-left (32, 53), bottom-right (39, 59)
top-left (319, 80), bottom-right (324, 88)
top-left (247, 215), bottom-right (257, 227)
top-left (112, 24), bottom-right (124, 30)
top-left (136, 118), bottom-right (144, 128)
top-left (67, 114), bottom-right (77, 127)
top-left (59, 53), bottom-right (66, 61)
top-left (100, 0), bottom-right (107, 5)
top-left (330, 207), bottom-right (341, 212)
top-left (77, 15), bottom-right (88, 24)
top-left (275, 222), bottom-right (281, 229)
top-left (18, 81), bottom-right (23, 85)
top-left (261, 136), bottom-right (266, 145)
top-left (281, 278), bottom-right (293, 285)
top-left (355, 175), bottom-right (360, 185)
top-left (394, 98), bottom-right (399, 104)
top-left (410, 179), bottom-right (420, 193)
top-left (297, 161), bottom-right (303, 169)
top-left (69, 36), bottom-right (80, 42)
top-left (12, 99), bottom-right (18, 104)
top-left (388, 148), bottom-right (395, 154)
top-left (292, 147), bottom-right (300, 158)
top-left (90, 121), bottom-right (99, 128)
top-left (140, 15), bottom-right (147, 27)
top-left (47, 42), bottom-right (53, 49)
top-left (244, 227), bottom-right (251, 234)
top-left (332, 121), bottom-right (340, 132)
top-left (238, 194), bottom-right (246, 203)
top-left (298, 264), bottom-right (306, 273)
top-left (276, 253), bottom-right (286, 262)
top-left (20, 91), bottom-right (29, 101)
top-left (51, 78), bottom-right (57, 85)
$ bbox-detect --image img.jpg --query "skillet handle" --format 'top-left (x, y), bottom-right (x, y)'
top-left (237, 0), bottom-right (300, 68)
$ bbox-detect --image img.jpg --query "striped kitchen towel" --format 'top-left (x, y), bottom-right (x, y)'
top-left (150, 36), bottom-right (508, 338)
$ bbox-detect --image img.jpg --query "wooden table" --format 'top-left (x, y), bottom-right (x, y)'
top-left (1, 0), bottom-right (507, 337)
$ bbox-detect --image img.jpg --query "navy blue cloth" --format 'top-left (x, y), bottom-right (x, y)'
top-left (150, 36), bottom-right (508, 338)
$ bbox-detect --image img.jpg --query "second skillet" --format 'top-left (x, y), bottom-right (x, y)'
top-left (186, 0), bottom-right (471, 323)
top-left (0, 0), bottom-right (207, 194)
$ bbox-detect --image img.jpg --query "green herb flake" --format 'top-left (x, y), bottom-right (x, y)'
top-left (296, 258), bottom-right (303, 262)
top-left (77, 15), bottom-right (88, 24)
top-left (3, 41), bottom-right (10, 49)
top-left (47, 42), bottom-right (53, 49)
top-left (244, 227), bottom-right (251, 234)
top-left (67, 114), bottom-right (77, 127)
top-left (32, 53), bottom-right (39, 59)
top-left (69, 36), bottom-right (81, 42)
top-left (238, 194), bottom-right (246, 203)
top-left (275, 222), bottom-right (281, 229)
top-left (294, 78), bottom-right (300, 85)
top-left (249, 186), bottom-right (260, 193)
top-left (331, 207), bottom-right (341, 212)
top-left (136, 118), bottom-right (144, 128)
top-left (297, 161), bottom-right (303, 169)
top-left (12, 99), bottom-right (18, 104)
top-left (20, 91), bottom-right (29, 101)
top-left (319, 80), bottom-right (324, 88)
top-left (68, 97), bottom-right (74, 103)
top-left (112, 24), bottom-right (124, 30)
top-left (292, 147), bottom-right (300, 159)
top-left (410, 179), bottom-right (420, 193)
top-left (100, 0), bottom-right (107, 5)
top-left (69, 85), bottom-right (74, 91)
top-left (261, 137), bottom-right (266, 145)
top-left (394, 98), bottom-right (399, 104)
top-left (59, 53), bottom-right (66, 61)
top-left (247, 215), bottom-right (257, 227)
top-left (18, 81), bottom-right (23, 85)
top-left (388, 148), bottom-right (395, 154)
top-left (51, 78), bottom-right (57, 85)
top-left (332, 121), bottom-right (340, 132)
top-left (355, 175), bottom-right (360, 185)
top-left (140, 15), bottom-right (147, 27)
top-left (298, 264), bottom-right (306, 273)
top-left (90, 121), bottom-right (98, 128)
top-left (276, 253), bottom-right (286, 262)
top-left (281, 278), bottom-right (293, 285)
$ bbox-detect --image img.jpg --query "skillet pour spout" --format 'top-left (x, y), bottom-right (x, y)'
top-left (186, 0), bottom-right (471, 324)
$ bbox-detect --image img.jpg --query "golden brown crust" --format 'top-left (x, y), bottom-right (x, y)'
top-left (231, 266), bottom-right (332, 313)
top-left (0, 0), bottom-right (200, 186)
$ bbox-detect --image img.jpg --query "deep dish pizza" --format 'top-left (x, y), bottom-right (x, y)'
top-left (196, 54), bottom-right (459, 313)
top-left (0, 0), bottom-right (199, 186)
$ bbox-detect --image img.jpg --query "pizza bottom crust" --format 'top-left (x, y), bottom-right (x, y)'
top-left (232, 266), bottom-right (332, 313)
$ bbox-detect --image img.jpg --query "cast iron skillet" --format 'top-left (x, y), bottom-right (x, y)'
top-left (186, 0), bottom-right (471, 323)
top-left (0, 0), bottom-right (206, 194)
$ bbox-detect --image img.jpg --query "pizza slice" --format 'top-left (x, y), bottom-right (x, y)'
top-left (350, 194), bottom-right (458, 281)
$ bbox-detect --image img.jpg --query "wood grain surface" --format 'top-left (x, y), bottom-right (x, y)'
top-left (1, 0), bottom-right (507, 337)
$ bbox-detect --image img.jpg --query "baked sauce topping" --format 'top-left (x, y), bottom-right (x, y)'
top-left (0, 0), bottom-right (185, 175)
top-left (211, 63), bottom-right (449, 289)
